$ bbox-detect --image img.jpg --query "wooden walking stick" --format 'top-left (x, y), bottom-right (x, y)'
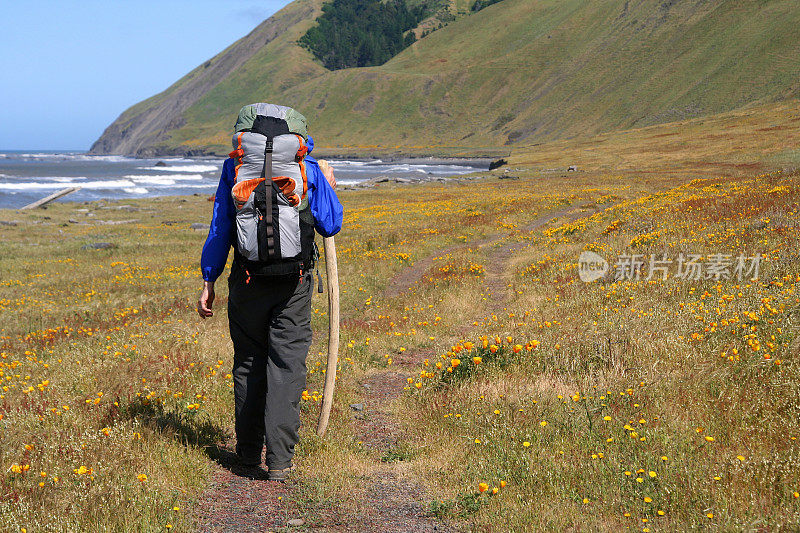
top-left (316, 159), bottom-right (340, 437)
top-left (316, 236), bottom-right (339, 436)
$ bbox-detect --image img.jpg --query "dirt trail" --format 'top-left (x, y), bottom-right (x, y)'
top-left (385, 244), bottom-right (465, 298)
top-left (478, 206), bottom-right (580, 302)
top-left (195, 202), bottom-right (610, 532)
top-left (342, 350), bottom-right (455, 532)
top-left (195, 354), bottom-right (452, 532)
top-left (196, 445), bottom-right (301, 532)
top-left (384, 202), bottom-right (585, 301)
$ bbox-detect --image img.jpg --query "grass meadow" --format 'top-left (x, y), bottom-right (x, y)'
top-left (1, 133), bottom-right (799, 530)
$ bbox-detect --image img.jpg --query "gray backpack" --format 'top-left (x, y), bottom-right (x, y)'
top-left (229, 103), bottom-right (316, 278)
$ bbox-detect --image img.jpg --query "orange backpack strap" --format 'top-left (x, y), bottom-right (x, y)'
top-left (230, 133), bottom-right (244, 183)
top-left (295, 134), bottom-right (309, 200)
top-left (298, 160), bottom-right (308, 200)
top-left (294, 134), bottom-right (308, 160)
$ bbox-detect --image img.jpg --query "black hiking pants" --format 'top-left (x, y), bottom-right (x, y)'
top-left (227, 263), bottom-right (312, 469)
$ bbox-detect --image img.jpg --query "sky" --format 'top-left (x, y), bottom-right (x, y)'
top-left (0, 0), bottom-right (293, 151)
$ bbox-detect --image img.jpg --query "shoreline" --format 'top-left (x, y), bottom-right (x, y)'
top-left (0, 154), bottom-right (496, 211)
top-left (334, 156), bottom-right (494, 168)
top-left (1, 171), bottom-right (502, 213)
top-left (1, 150), bottom-right (496, 169)
top-left (0, 173), bottom-right (491, 213)
top-left (83, 145), bottom-right (510, 161)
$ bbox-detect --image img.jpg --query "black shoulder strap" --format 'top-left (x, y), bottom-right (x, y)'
top-left (261, 139), bottom-right (275, 256)
top-left (247, 114), bottom-right (293, 261)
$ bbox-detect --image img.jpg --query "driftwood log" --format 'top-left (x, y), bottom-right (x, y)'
top-left (21, 187), bottom-right (80, 210)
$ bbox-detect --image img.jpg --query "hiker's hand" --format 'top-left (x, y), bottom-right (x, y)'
top-left (318, 159), bottom-right (336, 190)
top-left (198, 281), bottom-right (215, 319)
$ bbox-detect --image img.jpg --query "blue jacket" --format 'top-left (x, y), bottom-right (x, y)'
top-left (200, 136), bottom-right (343, 282)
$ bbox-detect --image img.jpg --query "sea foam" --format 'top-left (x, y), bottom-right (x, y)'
top-left (0, 179), bottom-right (136, 190)
top-left (125, 174), bottom-right (205, 185)
top-left (139, 165), bottom-right (219, 173)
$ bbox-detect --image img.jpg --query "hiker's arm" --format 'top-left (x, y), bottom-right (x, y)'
top-left (318, 159), bottom-right (336, 189)
top-left (198, 281), bottom-right (215, 319)
top-left (199, 159), bottom-right (235, 318)
top-left (305, 157), bottom-right (343, 237)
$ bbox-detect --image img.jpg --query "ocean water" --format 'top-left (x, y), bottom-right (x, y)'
top-left (0, 152), bottom-right (484, 209)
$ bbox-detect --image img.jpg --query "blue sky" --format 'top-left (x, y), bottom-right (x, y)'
top-left (0, 1), bottom-right (292, 151)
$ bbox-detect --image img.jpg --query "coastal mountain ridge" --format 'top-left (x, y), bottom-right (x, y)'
top-left (91, 0), bottom-right (800, 157)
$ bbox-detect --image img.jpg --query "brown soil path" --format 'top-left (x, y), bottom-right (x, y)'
top-left (385, 244), bottom-right (465, 298)
top-left (196, 445), bottom-right (302, 532)
top-left (194, 201), bottom-right (613, 532)
top-left (340, 349), bottom-right (456, 533)
top-left (384, 201), bottom-right (584, 301)
top-left (482, 201), bottom-right (618, 307)
top-left (195, 354), bottom-right (453, 532)
top-left (479, 206), bottom-right (586, 308)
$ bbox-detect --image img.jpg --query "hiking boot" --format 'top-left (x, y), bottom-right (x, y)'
top-left (266, 465), bottom-right (294, 482)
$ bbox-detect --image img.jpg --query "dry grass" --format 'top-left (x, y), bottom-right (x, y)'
top-left (511, 99), bottom-right (800, 176)
top-left (1, 112), bottom-right (799, 530)
top-left (404, 171), bottom-right (800, 530)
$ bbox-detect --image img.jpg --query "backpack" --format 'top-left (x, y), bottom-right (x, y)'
top-left (228, 103), bottom-right (316, 278)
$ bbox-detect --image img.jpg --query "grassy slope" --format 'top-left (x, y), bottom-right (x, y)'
top-left (100, 0), bottom-right (800, 156)
top-left (88, 0), bottom-right (324, 155)
top-left (167, 0), bottom-right (328, 151)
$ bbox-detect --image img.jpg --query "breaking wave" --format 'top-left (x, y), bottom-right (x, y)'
top-left (139, 164), bottom-right (219, 173)
top-left (0, 180), bottom-right (136, 190)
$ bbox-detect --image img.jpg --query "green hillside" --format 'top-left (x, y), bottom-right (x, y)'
top-left (91, 0), bottom-right (800, 157)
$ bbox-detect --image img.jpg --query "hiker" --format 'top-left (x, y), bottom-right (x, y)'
top-left (197, 103), bottom-right (343, 481)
